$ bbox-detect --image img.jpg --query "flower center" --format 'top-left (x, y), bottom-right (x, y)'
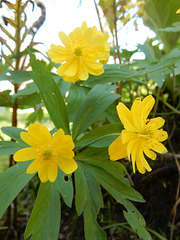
top-left (42, 150), bottom-right (52, 160)
top-left (74, 47), bottom-right (83, 56)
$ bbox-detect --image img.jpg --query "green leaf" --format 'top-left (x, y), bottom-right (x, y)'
top-left (0, 90), bottom-right (13, 107)
top-left (0, 161), bottom-right (35, 218)
top-left (72, 84), bottom-right (120, 139)
top-left (138, 43), bottom-right (157, 63)
top-left (74, 165), bottom-right (88, 216)
top-left (0, 70), bottom-right (32, 83)
top-left (175, 60), bottom-right (180, 75)
top-left (1, 126), bottom-right (27, 146)
top-left (122, 199), bottom-right (152, 240)
top-left (17, 93), bottom-right (41, 109)
top-left (66, 84), bottom-right (89, 122)
top-left (29, 53), bottom-right (70, 134)
top-left (76, 147), bottom-right (144, 203)
top-left (75, 147), bottom-right (126, 180)
top-left (84, 64), bottom-right (143, 87)
top-left (25, 182), bottom-right (60, 240)
top-left (80, 164), bottom-right (106, 240)
top-left (143, 0), bottom-right (180, 51)
top-left (16, 82), bottom-right (38, 96)
top-left (55, 169), bottom-right (73, 208)
top-left (149, 67), bottom-right (172, 87)
top-left (158, 22), bottom-right (180, 33)
top-left (103, 103), bottom-right (119, 123)
top-left (128, 57), bottom-right (180, 78)
top-left (25, 108), bottom-right (43, 127)
top-left (75, 123), bottom-right (122, 148)
top-left (0, 141), bottom-right (21, 155)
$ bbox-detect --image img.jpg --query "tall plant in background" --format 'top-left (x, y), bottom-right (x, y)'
top-left (0, 0), bottom-right (45, 232)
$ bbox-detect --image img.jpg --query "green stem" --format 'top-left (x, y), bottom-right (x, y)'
top-left (152, 87), bottom-right (161, 118)
top-left (159, 97), bottom-right (180, 114)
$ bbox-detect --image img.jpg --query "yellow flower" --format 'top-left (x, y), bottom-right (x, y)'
top-left (108, 95), bottom-right (168, 174)
top-left (14, 123), bottom-right (77, 182)
top-left (176, 8), bottom-right (180, 14)
top-left (47, 21), bottom-right (109, 82)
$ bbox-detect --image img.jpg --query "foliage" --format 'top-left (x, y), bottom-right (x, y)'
top-left (0, 0), bottom-right (180, 240)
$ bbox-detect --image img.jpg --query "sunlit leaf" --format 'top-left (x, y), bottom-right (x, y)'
top-left (30, 53), bottom-right (70, 134)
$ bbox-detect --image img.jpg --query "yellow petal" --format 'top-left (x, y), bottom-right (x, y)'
top-left (47, 44), bottom-right (72, 63)
top-left (26, 160), bottom-right (40, 174)
top-left (78, 62), bottom-right (89, 80)
top-left (81, 21), bottom-right (88, 32)
top-left (48, 163), bottom-right (58, 182)
top-left (14, 147), bottom-right (37, 162)
top-left (146, 117), bottom-right (165, 131)
top-left (53, 130), bottom-right (74, 151)
top-left (57, 60), bottom-right (75, 76)
top-left (21, 123), bottom-right (52, 147)
top-left (108, 135), bottom-right (128, 161)
top-left (176, 8), bottom-right (180, 14)
top-left (152, 129), bottom-right (168, 142)
top-left (149, 139), bottom-right (168, 154)
top-left (57, 156), bottom-right (77, 174)
top-left (121, 130), bottom-right (137, 144)
top-left (137, 143), bottom-right (152, 172)
top-left (84, 60), bottom-right (103, 70)
top-left (38, 163), bottom-right (49, 183)
top-left (58, 31), bottom-right (71, 46)
top-left (64, 59), bottom-right (78, 76)
top-left (116, 102), bottom-right (131, 126)
top-left (143, 145), bottom-right (157, 160)
top-left (131, 97), bottom-right (142, 129)
top-left (128, 139), bottom-right (140, 173)
top-left (63, 74), bottom-right (79, 83)
top-left (140, 95), bottom-right (155, 126)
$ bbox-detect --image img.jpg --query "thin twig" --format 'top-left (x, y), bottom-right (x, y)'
top-left (113, 0), bottom-right (121, 64)
top-left (93, 0), bottom-right (104, 32)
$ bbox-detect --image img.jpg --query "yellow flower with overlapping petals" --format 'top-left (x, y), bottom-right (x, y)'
top-left (108, 95), bottom-right (168, 174)
top-left (47, 21), bottom-right (110, 82)
top-left (14, 123), bottom-right (77, 182)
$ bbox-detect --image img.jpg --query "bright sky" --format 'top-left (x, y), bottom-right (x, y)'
top-left (1, 0), bottom-right (156, 92)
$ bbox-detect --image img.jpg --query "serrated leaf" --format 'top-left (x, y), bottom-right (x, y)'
top-left (29, 53), bottom-right (70, 134)
top-left (55, 169), bottom-right (73, 208)
top-left (128, 57), bottom-right (180, 78)
top-left (76, 147), bottom-right (144, 202)
top-left (0, 161), bottom-right (35, 218)
top-left (122, 199), bottom-right (152, 240)
top-left (72, 84), bottom-right (120, 139)
top-left (75, 147), bottom-right (126, 181)
top-left (25, 182), bottom-right (60, 240)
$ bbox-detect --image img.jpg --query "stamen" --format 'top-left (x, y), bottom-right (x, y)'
top-left (42, 150), bottom-right (52, 160)
top-left (74, 47), bottom-right (83, 56)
